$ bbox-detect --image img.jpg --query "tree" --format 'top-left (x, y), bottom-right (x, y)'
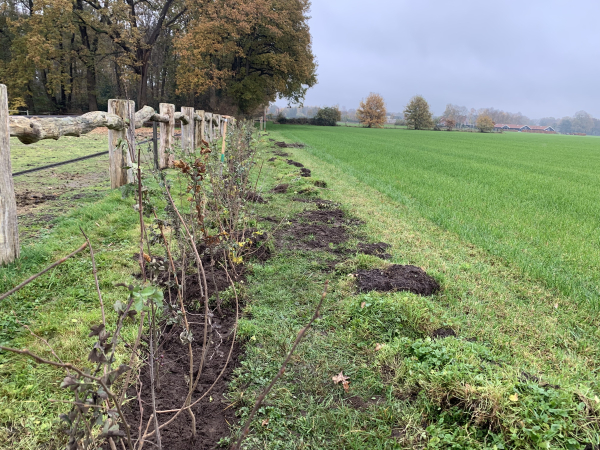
top-left (572, 111), bottom-right (593, 134)
top-left (559, 118), bottom-right (573, 134)
top-left (356, 93), bottom-right (386, 128)
top-left (443, 117), bottom-right (456, 131)
top-left (476, 115), bottom-right (494, 132)
top-left (314, 106), bottom-right (340, 126)
top-left (403, 95), bottom-right (433, 130)
top-left (175, 0), bottom-right (317, 115)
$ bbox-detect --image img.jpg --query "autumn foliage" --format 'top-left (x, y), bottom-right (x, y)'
top-left (356, 93), bottom-right (387, 128)
top-left (476, 115), bottom-right (495, 132)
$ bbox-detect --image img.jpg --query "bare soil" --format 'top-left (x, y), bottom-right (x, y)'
top-left (356, 265), bottom-right (440, 296)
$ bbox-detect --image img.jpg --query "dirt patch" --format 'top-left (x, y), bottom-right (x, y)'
top-left (124, 304), bottom-right (241, 450)
top-left (268, 157), bottom-right (276, 162)
top-left (356, 265), bottom-right (440, 296)
top-left (313, 180), bottom-right (327, 188)
top-left (431, 327), bottom-right (457, 339)
top-left (275, 142), bottom-right (305, 148)
top-left (357, 242), bottom-right (392, 259)
top-left (244, 191), bottom-right (267, 204)
top-left (276, 208), bottom-right (361, 254)
top-left (271, 184), bottom-right (289, 194)
top-left (292, 198), bottom-right (338, 207)
top-left (300, 168), bottom-right (311, 177)
top-left (272, 150), bottom-right (289, 157)
top-left (344, 395), bottom-right (384, 410)
top-left (15, 191), bottom-right (59, 207)
top-left (286, 159), bottom-right (304, 168)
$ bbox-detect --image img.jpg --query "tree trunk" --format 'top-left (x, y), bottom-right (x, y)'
top-left (0, 84), bottom-right (19, 265)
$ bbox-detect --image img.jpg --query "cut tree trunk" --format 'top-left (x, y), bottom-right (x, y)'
top-left (181, 106), bottom-right (195, 153)
top-left (0, 84), bottom-right (19, 265)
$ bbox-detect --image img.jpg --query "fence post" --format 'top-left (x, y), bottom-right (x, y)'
top-left (213, 114), bottom-right (221, 138)
top-left (108, 99), bottom-right (135, 188)
top-left (159, 103), bottom-right (174, 168)
top-left (181, 106), bottom-right (195, 153)
top-left (204, 112), bottom-right (213, 142)
top-left (0, 84), bottom-right (19, 265)
top-left (195, 110), bottom-right (205, 147)
top-left (152, 121), bottom-right (158, 169)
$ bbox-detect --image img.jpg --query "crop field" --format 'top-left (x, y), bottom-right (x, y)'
top-left (273, 125), bottom-right (600, 308)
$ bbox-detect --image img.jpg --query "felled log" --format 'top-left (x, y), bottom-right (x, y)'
top-left (173, 112), bottom-right (190, 125)
top-left (134, 105), bottom-right (169, 128)
top-left (9, 112), bottom-right (127, 144)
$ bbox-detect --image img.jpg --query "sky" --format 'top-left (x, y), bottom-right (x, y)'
top-left (275, 0), bottom-right (600, 119)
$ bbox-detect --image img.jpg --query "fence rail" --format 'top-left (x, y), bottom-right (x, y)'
top-left (0, 84), bottom-right (234, 265)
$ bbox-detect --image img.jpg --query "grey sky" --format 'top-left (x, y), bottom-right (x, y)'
top-left (276, 0), bottom-right (600, 119)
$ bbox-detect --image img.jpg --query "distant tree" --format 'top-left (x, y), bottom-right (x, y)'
top-left (443, 117), bottom-right (456, 131)
top-left (539, 117), bottom-right (558, 128)
top-left (559, 118), bottom-right (573, 134)
top-left (404, 95), bottom-right (434, 130)
top-left (572, 111), bottom-right (594, 134)
top-left (356, 93), bottom-right (387, 128)
top-left (314, 107), bottom-right (340, 126)
top-left (394, 118), bottom-right (406, 126)
top-left (476, 115), bottom-right (495, 132)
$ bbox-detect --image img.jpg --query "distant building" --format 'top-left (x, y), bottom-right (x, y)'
top-left (494, 124), bottom-right (556, 134)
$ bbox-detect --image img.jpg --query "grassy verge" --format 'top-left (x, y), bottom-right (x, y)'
top-left (225, 129), bottom-right (599, 449)
top-left (0, 136), bottom-right (150, 449)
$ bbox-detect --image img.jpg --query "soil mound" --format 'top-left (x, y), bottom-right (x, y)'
top-left (272, 151), bottom-right (289, 157)
top-left (431, 327), bottom-right (457, 339)
top-left (15, 191), bottom-right (59, 207)
top-left (244, 191), bottom-right (267, 203)
top-left (271, 184), bottom-right (289, 193)
top-left (357, 242), bottom-right (392, 259)
top-left (286, 159), bottom-right (304, 168)
top-left (275, 141), bottom-right (305, 148)
top-left (300, 168), bottom-right (311, 177)
top-left (357, 265), bottom-right (439, 296)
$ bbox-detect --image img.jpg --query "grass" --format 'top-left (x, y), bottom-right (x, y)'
top-left (224, 128), bottom-right (600, 449)
top-left (2, 127), bottom-right (599, 449)
top-left (269, 125), bottom-right (600, 309)
top-left (0, 136), bottom-right (149, 449)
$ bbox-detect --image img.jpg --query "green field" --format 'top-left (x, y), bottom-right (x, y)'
top-left (273, 125), bottom-right (600, 308)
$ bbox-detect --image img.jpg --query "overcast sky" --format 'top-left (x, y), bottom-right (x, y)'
top-left (275, 0), bottom-right (600, 119)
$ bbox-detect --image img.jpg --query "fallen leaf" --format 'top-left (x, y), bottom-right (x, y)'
top-left (594, 395), bottom-right (599, 404)
top-left (509, 393), bottom-right (519, 402)
top-left (375, 343), bottom-right (384, 351)
top-left (554, 303), bottom-right (558, 309)
top-left (332, 371), bottom-right (350, 391)
top-left (143, 253), bottom-right (152, 262)
top-left (261, 418), bottom-right (269, 426)
top-left (360, 302), bottom-right (366, 309)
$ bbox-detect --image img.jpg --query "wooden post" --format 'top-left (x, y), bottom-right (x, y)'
top-left (108, 99), bottom-right (135, 188)
top-left (204, 112), bottom-right (213, 142)
top-left (159, 103), bottom-right (174, 168)
top-left (260, 117), bottom-right (264, 131)
top-left (181, 106), bottom-right (195, 153)
top-left (0, 84), bottom-right (19, 265)
top-left (152, 121), bottom-right (158, 169)
top-left (195, 110), bottom-right (205, 147)
top-left (213, 114), bottom-right (221, 138)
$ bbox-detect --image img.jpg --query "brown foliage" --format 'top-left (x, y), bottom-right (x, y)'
top-left (476, 115), bottom-right (495, 132)
top-left (356, 93), bottom-right (387, 128)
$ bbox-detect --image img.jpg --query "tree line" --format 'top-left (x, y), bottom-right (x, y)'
top-left (0, 0), bottom-right (317, 116)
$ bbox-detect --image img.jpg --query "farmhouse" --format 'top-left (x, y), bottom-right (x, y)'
top-left (494, 124), bottom-right (556, 134)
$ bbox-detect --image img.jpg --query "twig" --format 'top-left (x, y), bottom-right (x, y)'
top-left (13, 316), bottom-right (64, 365)
top-left (0, 242), bottom-right (88, 302)
top-left (80, 228), bottom-right (106, 326)
top-left (148, 301), bottom-right (162, 449)
top-left (230, 280), bottom-right (329, 450)
top-left (137, 145), bottom-right (147, 282)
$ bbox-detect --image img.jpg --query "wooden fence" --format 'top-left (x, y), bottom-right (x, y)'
top-left (0, 83), bottom-right (232, 265)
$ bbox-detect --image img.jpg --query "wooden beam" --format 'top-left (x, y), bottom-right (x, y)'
top-left (0, 84), bottom-right (19, 265)
top-left (108, 99), bottom-right (135, 188)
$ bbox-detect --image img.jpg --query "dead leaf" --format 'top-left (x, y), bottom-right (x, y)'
top-left (332, 371), bottom-right (350, 391)
top-left (143, 252), bottom-right (151, 262)
top-left (360, 302), bottom-right (366, 309)
top-left (509, 393), bottom-right (519, 402)
top-left (261, 418), bottom-right (269, 426)
top-left (375, 343), bottom-right (384, 351)
top-left (554, 303), bottom-right (558, 309)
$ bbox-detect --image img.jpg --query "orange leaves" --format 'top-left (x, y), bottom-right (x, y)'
top-left (332, 372), bottom-right (350, 392)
